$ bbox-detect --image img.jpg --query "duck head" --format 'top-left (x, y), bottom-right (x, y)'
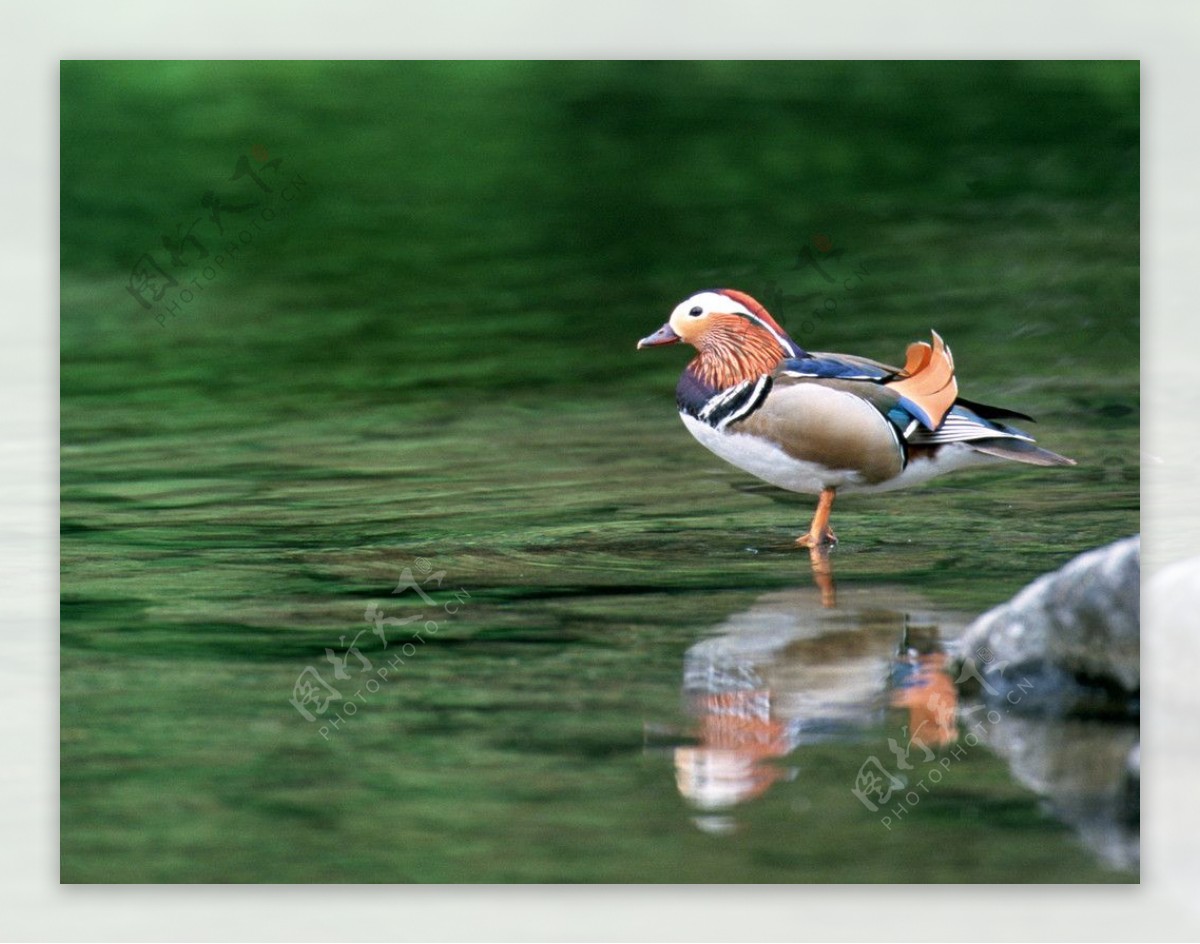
top-left (638, 289), bottom-right (803, 387)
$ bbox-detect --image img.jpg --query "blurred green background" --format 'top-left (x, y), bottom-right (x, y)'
top-left (61, 61), bottom-right (1138, 882)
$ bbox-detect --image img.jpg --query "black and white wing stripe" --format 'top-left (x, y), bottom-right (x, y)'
top-left (904, 409), bottom-right (1034, 445)
top-left (696, 375), bottom-right (774, 430)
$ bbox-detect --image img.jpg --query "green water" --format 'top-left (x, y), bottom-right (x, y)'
top-left (60, 61), bottom-right (1138, 882)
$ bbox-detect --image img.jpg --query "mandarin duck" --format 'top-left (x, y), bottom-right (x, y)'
top-left (638, 289), bottom-right (1074, 548)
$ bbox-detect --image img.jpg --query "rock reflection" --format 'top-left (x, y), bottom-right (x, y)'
top-left (971, 711), bottom-right (1139, 871)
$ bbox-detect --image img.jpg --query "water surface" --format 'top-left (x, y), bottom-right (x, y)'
top-left (60, 61), bottom-right (1138, 882)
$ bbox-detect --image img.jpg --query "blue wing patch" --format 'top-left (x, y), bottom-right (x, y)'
top-left (894, 396), bottom-right (936, 431)
top-left (779, 355), bottom-right (893, 381)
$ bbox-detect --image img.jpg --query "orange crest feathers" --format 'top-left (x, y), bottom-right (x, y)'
top-left (719, 289), bottom-right (797, 352)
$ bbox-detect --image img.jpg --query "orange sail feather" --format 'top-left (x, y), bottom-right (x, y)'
top-left (887, 330), bottom-right (958, 429)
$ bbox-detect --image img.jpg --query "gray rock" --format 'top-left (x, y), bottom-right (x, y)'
top-left (954, 536), bottom-right (1140, 713)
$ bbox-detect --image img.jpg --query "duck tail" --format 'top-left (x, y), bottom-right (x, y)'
top-left (970, 439), bottom-right (1077, 467)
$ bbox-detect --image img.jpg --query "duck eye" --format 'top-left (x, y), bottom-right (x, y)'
top-left (688, 306), bottom-right (703, 317)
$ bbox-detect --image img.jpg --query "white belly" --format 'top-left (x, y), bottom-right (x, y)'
top-left (681, 412), bottom-right (857, 494)
top-left (679, 413), bottom-right (994, 496)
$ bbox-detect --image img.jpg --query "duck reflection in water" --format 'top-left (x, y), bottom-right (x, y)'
top-left (805, 545), bottom-right (836, 608)
top-left (663, 585), bottom-right (966, 816)
top-left (657, 585), bottom-right (1138, 869)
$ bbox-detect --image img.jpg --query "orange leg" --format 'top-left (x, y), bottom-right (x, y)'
top-left (795, 487), bottom-right (838, 548)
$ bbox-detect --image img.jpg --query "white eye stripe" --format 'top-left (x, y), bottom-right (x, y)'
top-left (672, 291), bottom-right (754, 321)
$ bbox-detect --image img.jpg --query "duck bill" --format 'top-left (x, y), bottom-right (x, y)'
top-left (637, 323), bottom-right (681, 349)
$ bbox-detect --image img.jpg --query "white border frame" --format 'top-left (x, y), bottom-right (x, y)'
top-left (8, 1), bottom-right (1199, 940)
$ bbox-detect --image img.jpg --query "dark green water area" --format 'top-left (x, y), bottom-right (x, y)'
top-left (61, 61), bottom-right (1138, 882)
